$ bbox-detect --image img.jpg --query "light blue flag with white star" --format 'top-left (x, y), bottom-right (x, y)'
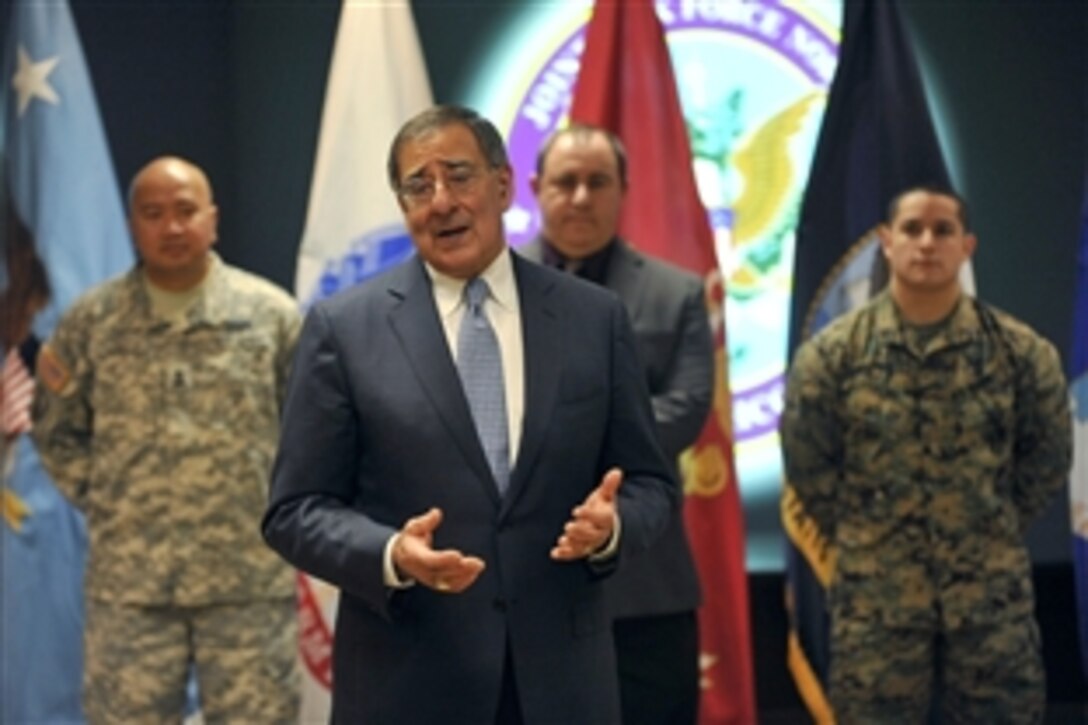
top-left (1, 2), bottom-right (132, 722)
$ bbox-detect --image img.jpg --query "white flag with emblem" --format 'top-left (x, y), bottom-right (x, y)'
top-left (295, 0), bottom-right (433, 306)
top-left (293, 1), bottom-right (432, 721)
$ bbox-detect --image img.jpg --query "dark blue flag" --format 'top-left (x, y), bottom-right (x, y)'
top-left (781, 0), bottom-right (954, 718)
top-left (1, 2), bottom-right (132, 721)
top-left (1071, 171), bottom-right (1088, 682)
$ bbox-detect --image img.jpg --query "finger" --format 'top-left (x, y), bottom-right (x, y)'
top-left (434, 555), bottom-right (486, 580)
top-left (564, 519), bottom-right (606, 546)
top-left (570, 503), bottom-right (614, 530)
top-left (431, 556), bottom-right (486, 592)
top-left (564, 528), bottom-right (608, 555)
top-left (551, 507), bottom-right (612, 561)
top-left (594, 468), bottom-right (623, 503)
top-left (403, 507), bottom-right (443, 536)
top-left (550, 541), bottom-right (592, 561)
top-left (397, 544), bottom-right (459, 584)
top-left (464, 555), bottom-right (486, 574)
top-left (551, 534), bottom-right (598, 560)
top-left (549, 543), bottom-right (580, 561)
top-left (419, 547), bottom-right (473, 572)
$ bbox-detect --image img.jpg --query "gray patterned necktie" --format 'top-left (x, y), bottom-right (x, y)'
top-left (456, 278), bottom-right (510, 494)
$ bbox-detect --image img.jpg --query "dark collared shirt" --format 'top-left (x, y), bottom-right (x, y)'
top-left (539, 237), bottom-right (617, 285)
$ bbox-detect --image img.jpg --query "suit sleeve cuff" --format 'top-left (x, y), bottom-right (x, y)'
top-left (588, 512), bottom-right (621, 561)
top-left (383, 533), bottom-right (415, 589)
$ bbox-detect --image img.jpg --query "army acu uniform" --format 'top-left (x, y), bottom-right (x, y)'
top-left (781, 292), bottom-right (1071, 724)
top-left (32, 253), bottom-right (301, 724)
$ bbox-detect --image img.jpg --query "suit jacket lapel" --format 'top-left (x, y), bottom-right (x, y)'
top-left (503, 255), bottom-right (562, 517)
top-left (387, 259), bottom-right (500, 505)
top-left (603, 239), bottom-right (645, 319)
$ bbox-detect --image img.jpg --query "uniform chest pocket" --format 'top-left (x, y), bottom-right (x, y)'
top-left (840, 364), bottom-right (913, 444)
top-left (164, 329), bottom-right (279, 429)
top-left (92, 337), bottom-right (160, 421)
top-left (949, 384), bottom-right (1015, 460)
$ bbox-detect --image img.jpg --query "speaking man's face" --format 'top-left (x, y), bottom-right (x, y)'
top-left (395, 123), bottom-right (513, 280)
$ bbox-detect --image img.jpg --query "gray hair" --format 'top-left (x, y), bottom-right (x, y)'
top-left (386, 105), bottom-right (509, 190)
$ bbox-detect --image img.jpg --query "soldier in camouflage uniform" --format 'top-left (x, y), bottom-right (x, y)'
top-left (781, 186), bottom-right (1072, 724)
top-left (31, 157), bottom-right (301, 724)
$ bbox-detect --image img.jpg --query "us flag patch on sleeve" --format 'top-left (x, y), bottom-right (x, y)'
top-left (37, 344), bottom-right (72, 395)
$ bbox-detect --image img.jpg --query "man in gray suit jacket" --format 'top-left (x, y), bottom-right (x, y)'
top-left (263, 106), bottom-right (677, 724)
top-left (521, 124), bottom-right (713, 725)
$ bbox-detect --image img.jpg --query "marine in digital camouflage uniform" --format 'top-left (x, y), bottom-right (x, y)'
top-left (781, 186), bottom-right (1072, 724)
top-left (32, 157), bottom-right (301, 724)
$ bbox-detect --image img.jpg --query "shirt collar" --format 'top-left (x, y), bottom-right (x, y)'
top-left (426, 248), bottom-right (517, 319)
top-left (539, 236), bottom-right (617, 284)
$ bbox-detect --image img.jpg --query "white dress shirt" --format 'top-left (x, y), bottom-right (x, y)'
top-left (427, 249), bottom-right (524, 465)
top-left (384, 249), bottom-right (524, 587)
top-left (383, 249), bottom-right (617, 587)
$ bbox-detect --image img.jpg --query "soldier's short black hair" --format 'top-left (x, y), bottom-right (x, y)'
top-left (886, 184), bottom-right (971, 231)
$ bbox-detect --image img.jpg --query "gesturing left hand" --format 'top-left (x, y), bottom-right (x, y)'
top-left (550, 468), bottom-right (622, 561)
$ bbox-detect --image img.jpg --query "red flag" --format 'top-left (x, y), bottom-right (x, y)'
top-left (570, 1), bottom-right (757, 722)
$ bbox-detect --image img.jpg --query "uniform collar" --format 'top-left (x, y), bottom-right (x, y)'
top-left (872, 290), bottom-right (982, 354)
top-left (125, 252), bottom-right (235, 330)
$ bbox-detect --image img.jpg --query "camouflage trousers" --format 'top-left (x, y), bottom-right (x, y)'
top-left (84, 597), bottom-right (299, 725)
top-left (828, 612), bottom-right (1045, 724)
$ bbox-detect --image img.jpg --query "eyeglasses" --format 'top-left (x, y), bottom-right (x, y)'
top-left (398, 164), bottom-right (484, 209)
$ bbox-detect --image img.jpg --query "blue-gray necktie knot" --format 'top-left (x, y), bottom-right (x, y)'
top-left (464, 277), bottom-right (490, 329)
top-left (465, 276), bottom-right (488, 310)
top-left (457, 278), bottom-right (510, 494)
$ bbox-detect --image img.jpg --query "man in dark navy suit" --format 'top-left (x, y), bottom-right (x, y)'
top-left (263, 106), bottom-right (677, 725)
top-left (522, 123), bottom-right (713, 725)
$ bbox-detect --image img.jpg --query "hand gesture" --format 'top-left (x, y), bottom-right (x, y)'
top-left (550, 468), bottom-right (622, 561)
top-left (392, 508), bottom-right (485, 593)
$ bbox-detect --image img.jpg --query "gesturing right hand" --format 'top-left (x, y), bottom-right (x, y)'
top-left (392, 508), bottom-right (485, 593)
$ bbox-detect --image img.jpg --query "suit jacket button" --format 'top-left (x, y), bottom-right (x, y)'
top-left (493, 597), bottom-right (508, 612)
